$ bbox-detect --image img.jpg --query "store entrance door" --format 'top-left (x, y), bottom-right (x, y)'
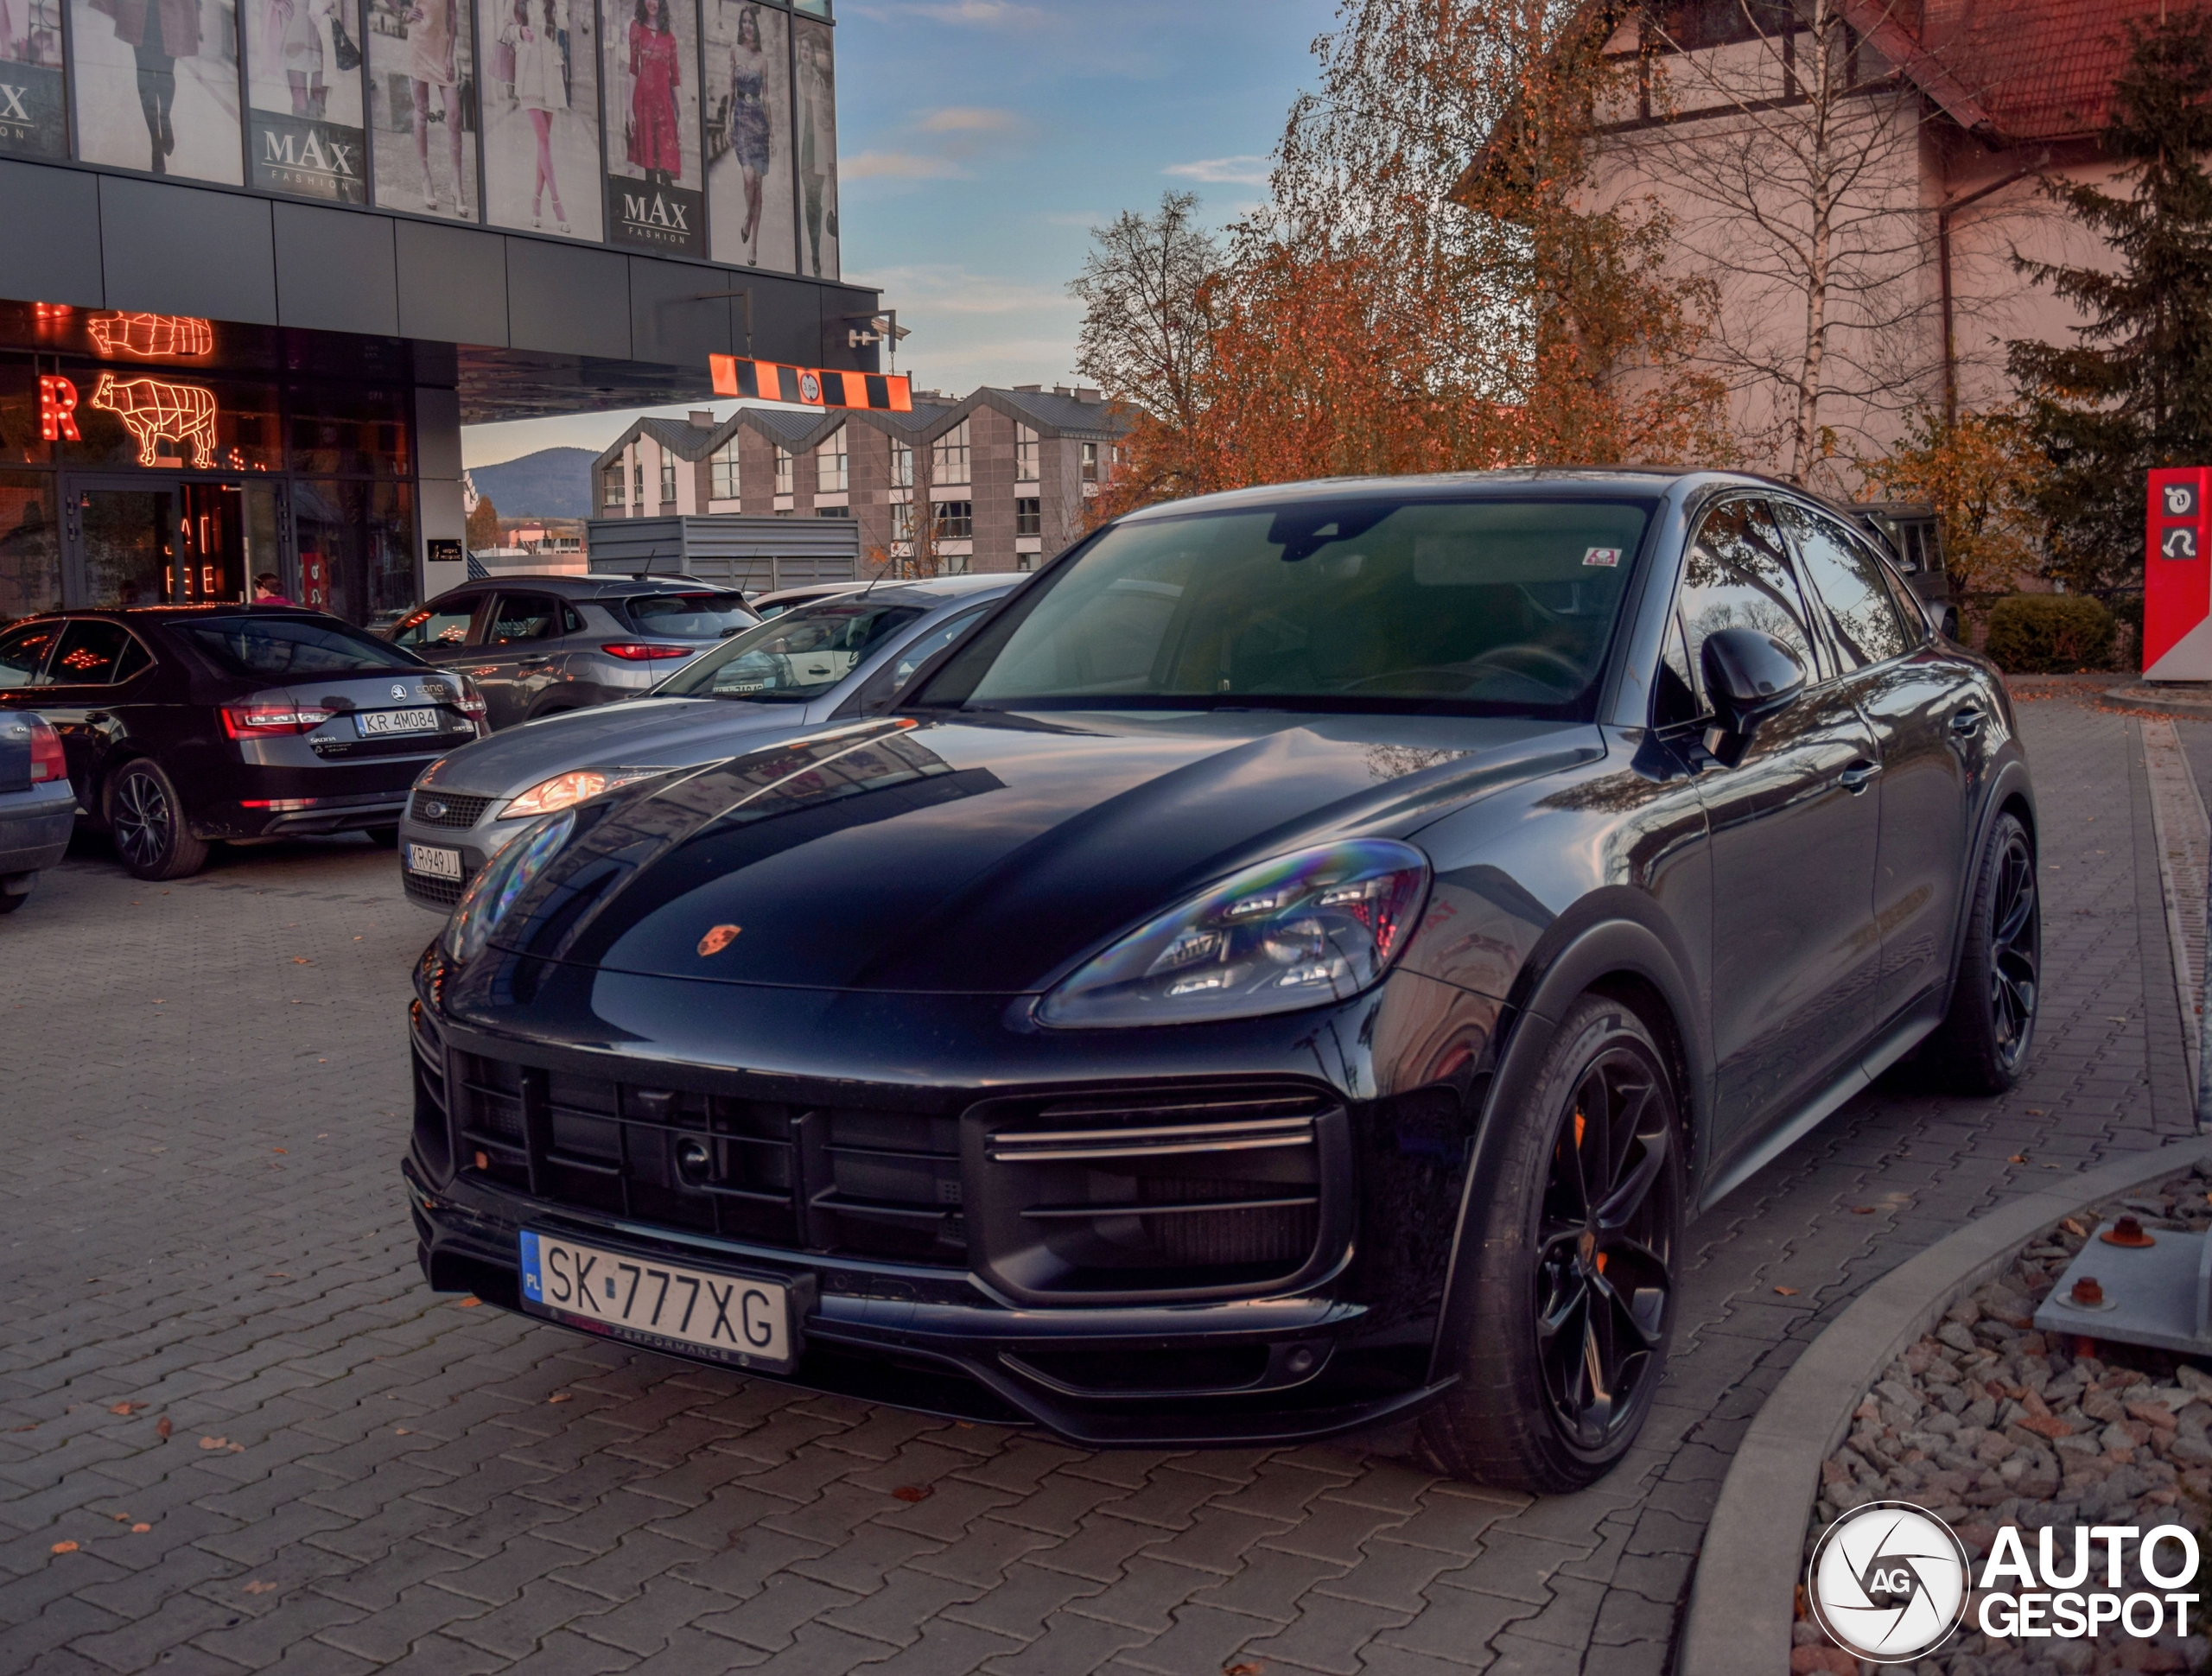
top-left (63, 479), bottom-right (289, 608)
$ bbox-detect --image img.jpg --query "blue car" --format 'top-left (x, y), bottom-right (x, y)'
top-left (0, 709), bottom-right (74, 914)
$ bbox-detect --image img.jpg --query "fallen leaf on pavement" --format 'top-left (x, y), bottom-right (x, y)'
top-left (241, 1580), bottom-right (277, 1594)
top-left (291, 957), bottom-right (311, 965)
top-left (1225, 1662), bottom-right (1265, 1676)
top-left (109, 1402), bottom-right (144, 1415)
top-left (891, 1485), bottom-right (932, 1503)
top-left (50, 1541), bottom-right (77, 1554)
top-left (1851, 1206), bottom-right (1875, 1215)
top-left (131, 1523), bottom-right (150, 1533)
top-left (456, 1297), bottom-right (481, 1308)
top-left (271, 1148), bottom-right (286, 1155)
top-left (2009, 1155), bottom-right (2028, 1164)
top-left (199, 1437), bottom-right (228, 1451)
top-left (1774, 1286), bottom-right (1800, 1296)
top-left (547, 1393), bottom-right (572, 1404)
top-left (395, 1428), bottom-right (412, 1436)
top-left (155, 1417), bottom-right (172, 1439)
top-left (10, 1423), bottom-right (36, 1432)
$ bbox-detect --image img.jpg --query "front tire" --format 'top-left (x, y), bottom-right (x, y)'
top-left (1419, 993), bottom-right (1683, 1492)
top-left (107, 759), bottom-right (209, 880)
top-left (1921, 810), bottom-right (2038, 1093)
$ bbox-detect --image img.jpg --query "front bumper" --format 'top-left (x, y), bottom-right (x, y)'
top-left (404, 945), bottom-right (1502, 1446)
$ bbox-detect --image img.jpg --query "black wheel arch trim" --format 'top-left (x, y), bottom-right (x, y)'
top-left (1424, 901), bottom-right (1706, 1386)
top-left (1940, 754), bottom-right (2036, 1020)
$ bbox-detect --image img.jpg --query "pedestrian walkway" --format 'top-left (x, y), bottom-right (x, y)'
top-left (0, 689), bottom-right (2196, 1675)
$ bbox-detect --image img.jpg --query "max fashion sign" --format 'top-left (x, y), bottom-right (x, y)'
top-left (0, 0), bottom-right (836, 275)
top-left (1807, 1501), bottom-right (2202, 1663)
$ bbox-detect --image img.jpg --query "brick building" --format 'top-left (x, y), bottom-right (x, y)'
top-left (592, 386), bottom-right (1130, 574)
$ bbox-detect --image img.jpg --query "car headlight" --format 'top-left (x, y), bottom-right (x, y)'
top-left (1038, 840), bottom-right (1429, 1027)
top-left (445, 809), bottom-right (575, 963)
top-left (503, 767), bottom-right (661, 819)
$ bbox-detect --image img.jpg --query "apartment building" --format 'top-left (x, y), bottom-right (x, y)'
top-left (593, 385), bottom-right (1129, 575)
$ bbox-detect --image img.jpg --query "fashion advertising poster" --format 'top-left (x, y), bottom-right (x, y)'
top-left (479, 0), bottom-right (599, 238)
top-left (791, 12), bottom-right (835, 279)
top-left (599, 0), bottom-right (701, 257)
top-left (246, 0), bottom-right (369, 201)
top-left (366, 0), bottom-right (477, 219)
top-left (0, 0), bottom-right (66, 157)
top-left (702, 0), bottom-right (791, 271)
top-left (71, 0), bottom-right (243, 181)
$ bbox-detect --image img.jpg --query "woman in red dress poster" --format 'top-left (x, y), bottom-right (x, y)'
top-left (626, 0), bottom-right (679, 190)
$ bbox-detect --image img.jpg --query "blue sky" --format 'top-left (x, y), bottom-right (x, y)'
top-left (463, 0), bottom-right (1338, 468)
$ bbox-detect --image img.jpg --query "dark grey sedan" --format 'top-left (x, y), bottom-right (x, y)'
top-left (383, 575), bottom-right (760, 730)
top-left (397, 575), bottom-right (1018, 911)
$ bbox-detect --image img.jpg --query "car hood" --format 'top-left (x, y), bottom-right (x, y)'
top-left (479, 709), bottom-right (1599, 995)
top-left (422, 696), bottom-right (812, 800)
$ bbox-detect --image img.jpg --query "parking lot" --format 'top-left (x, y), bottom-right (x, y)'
top-left (2, 685), bottom-right (2202, 1676)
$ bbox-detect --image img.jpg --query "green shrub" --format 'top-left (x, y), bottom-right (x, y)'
top-left (1983, 593), bottom-right (2117, 673)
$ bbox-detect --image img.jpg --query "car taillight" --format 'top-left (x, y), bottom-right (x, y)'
top-left (601, 643), bottom-right (695, 661)
top-left (455, 690), bottom-right (486, 716)
top-left (27, 718), bottom-right (64, 783)
top-left (221, 702), bottom-right (334, 739)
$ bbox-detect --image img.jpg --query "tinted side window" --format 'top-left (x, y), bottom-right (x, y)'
top-left (1778, 505), bottom-right (1910, 670)
top-left (489, 594), bottom-right (560, 644)
top-left (395, 598), bottom-right (477, 648)
top-left (49, 620), bottom-right (143, 685)
top-left (0, 620), bottom-right (59, 686)
top-left (1675, 498), bottom-right (1818, 702)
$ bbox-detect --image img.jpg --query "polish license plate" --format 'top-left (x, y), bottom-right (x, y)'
top-left (358, 708), bottom-right (439, 737)
top-left (518, 1231), bottom-right (798, 1370)
top-left (406, 842), bottom-right (462, 880)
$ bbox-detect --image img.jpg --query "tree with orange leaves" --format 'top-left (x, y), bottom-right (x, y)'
top-left (1077, 0), bottom-right (1731, 522)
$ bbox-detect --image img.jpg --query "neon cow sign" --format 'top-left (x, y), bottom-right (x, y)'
top-left (90, 374), bottom-right (219, 467)
top-left (86, 313), bottom-right (215, 359)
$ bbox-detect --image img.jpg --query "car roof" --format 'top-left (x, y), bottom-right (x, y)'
top-left (3, 605), bottom-right (343, 624)
top-left (432, 574), bottom-right (749, 600)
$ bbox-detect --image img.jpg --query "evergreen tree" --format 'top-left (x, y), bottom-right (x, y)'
top-left (2008, 7), bottom-right (2212, 597)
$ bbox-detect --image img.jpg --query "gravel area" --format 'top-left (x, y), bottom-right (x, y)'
top-left (1796, 1165), bottom-right (2212, 1674)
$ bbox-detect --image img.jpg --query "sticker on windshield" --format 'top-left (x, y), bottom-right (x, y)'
top-left (1583, 547), bottom-right (1622, 568)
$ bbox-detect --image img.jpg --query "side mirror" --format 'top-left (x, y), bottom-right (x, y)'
top-left (1700, 627), bottom-right (1806, 739)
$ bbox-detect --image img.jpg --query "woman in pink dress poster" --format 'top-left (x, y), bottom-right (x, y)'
top-left (625, 0), bottom-right (677, 189)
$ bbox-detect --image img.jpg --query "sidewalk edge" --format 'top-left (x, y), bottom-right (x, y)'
top-left (1675, 1135), bottom-right (2212, 1676)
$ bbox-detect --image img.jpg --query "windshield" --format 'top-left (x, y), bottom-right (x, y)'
top-left (176, 616), bottom-right (423, 677)
top-left (655, 596), bottom-right (926, 702)
top-left (925, 496), bottom-right (1653, 716)
top-left (624, 591), bottom-right (757, 637)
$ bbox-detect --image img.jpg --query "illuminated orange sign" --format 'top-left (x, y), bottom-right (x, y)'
top-left (87, 313), bottom-right (215, 359)
top-left (91, 373), bottom-right (218, 467)
top-left (39, 376), bottom-right (79, 441)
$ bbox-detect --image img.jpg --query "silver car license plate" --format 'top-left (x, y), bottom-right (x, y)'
top-left (407, 843), bottom-right (462, 880)
top-left (518, 1232), bottom-right (798, 1370)
top-left (358, 708), bottom-right (439, 737)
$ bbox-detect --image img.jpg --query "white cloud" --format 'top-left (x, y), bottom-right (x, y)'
top-left (841, 150), bottom-right (970, 181)
top-left (1163, 154), bottom-right (1270, 185)
top-left (918, 105), bottom-right (1024, 134)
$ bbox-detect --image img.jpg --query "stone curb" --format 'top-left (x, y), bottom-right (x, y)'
top-left (1677, 1134), bottom-right (2212, 1676)
top-left (2104, 684), bottom-right (2212, 720)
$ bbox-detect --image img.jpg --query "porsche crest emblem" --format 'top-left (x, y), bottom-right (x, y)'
top-left (696, 924), bottom-right (743, 957)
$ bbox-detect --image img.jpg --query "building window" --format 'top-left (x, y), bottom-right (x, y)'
top-left (933, 500), bottom-right (973, 541)
top-left (659, 455), bottom-right (677, 505)
top-left (891, 502), bottom-right (915, 543)
top-left (817, 430), bottom-right (848, 492)
top-left (1014, 498), bottom-right (1041, 536)
top-left (603, 464), bottom-right (626, 508)
top-left (1082, 441), bottom-right (1103, 483)
top-left (1649, 0), bottom-right (1794, 51)
top-left (709, 440), bottom-right (740, 499)
top-left (816, 505), bottom-right (850, 517)
top-left (931, 420), bottom-right (970, 486)
top-left (774, 449), bottom-right (794, 496)
top-left (1015, 554), bottom-right (1035, 572)
top-left (940, 553), bottom-right (971, 575)
top-left (632, 459), bottom-right (645, 503)
top-left (891, 440), bottom-right (914, 489)
top-left (1015, 424), bottom-right (1039, 481)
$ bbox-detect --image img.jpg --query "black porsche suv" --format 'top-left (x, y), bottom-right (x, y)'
top-left (0, 608), bottom-right (486, 879)
top-left (403, 470), bottom-right (2033, 1489)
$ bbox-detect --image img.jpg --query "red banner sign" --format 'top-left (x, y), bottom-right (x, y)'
top-left (709, 356), bottom-right (912, 413)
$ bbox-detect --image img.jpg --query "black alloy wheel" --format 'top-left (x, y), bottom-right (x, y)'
top-left (1922, 810), bottom-right (2037, 1093)
top-left (108, 759), bottom-right (210, 880)
top-left (1533, 1046), bottom-right (1676, 1452)
top-left (1419, 993), bottom-right (1683, 1492)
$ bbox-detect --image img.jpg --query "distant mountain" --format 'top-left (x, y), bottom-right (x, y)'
top-left (467, 447), bottom-right (597, 519)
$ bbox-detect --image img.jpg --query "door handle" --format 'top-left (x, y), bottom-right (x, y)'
top-left (1838, 761), bottom-right (1881, 793)
top-left (1950, 707), bottom-right (1986, 737)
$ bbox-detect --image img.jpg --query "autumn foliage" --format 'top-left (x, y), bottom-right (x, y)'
top-left (1077, 0), bottom-right (1731, 521)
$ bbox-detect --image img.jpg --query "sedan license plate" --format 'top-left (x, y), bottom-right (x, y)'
top-left (518, 1231), bottom-right (799, 1370)
top-left (357, 707), bottom-right (440, 737)
top-left (406, 842), bottom-right (461, 880)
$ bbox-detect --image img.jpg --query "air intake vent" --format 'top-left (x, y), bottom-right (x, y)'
top-left (965, 1085), bottom-right (1351, 1305)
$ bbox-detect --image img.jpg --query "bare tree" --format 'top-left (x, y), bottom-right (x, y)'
top-left (1069, 191), bottom-right (1219, 437)
top-left (1627, 0), bottom-right (1942, 483)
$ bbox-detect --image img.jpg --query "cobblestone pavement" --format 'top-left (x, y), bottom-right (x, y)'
top-left (1, 689), bottom-right (2201, 1676)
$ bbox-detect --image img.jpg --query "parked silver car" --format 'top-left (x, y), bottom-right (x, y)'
top-left (381, 575), bottom-right (760, 730)
top-left (397, 575), bottom-right (1019, 911)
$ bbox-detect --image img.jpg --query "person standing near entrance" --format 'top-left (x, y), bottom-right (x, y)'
top-left (253, 573), bottom-right (297, 607)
